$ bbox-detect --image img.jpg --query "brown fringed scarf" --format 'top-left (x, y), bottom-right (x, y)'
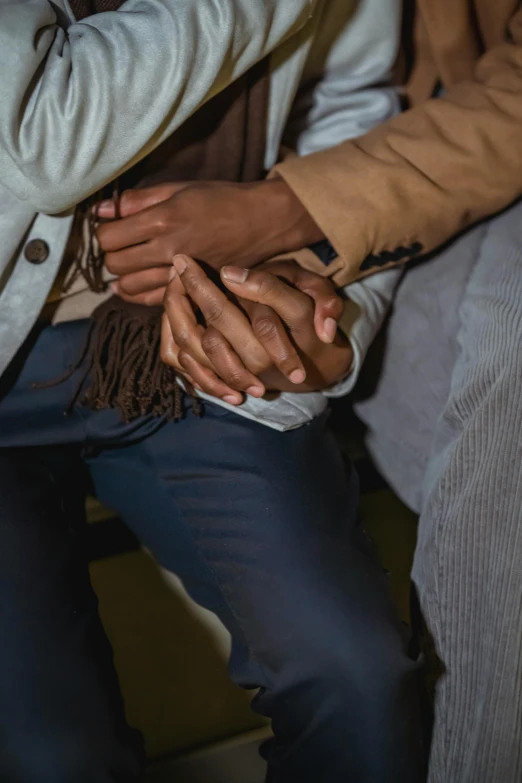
top-left (66, 0), bottom-right (269, 421)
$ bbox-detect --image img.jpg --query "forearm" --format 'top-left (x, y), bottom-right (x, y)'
top-left (275, 17), bottom-right (522, 286)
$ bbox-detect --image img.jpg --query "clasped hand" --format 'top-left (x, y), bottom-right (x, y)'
top-left (96, 184), bottom-right (353, 405)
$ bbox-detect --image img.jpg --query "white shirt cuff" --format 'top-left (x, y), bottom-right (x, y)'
top-left (324, 267), bottom-right (402, 399)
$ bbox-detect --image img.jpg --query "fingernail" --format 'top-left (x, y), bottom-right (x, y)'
top-left (324, 317), bottom-right (337, 343)
top-left (173, 255), bottom-right (188, 275)
top-left (96, 200), bottom-right (113, 215)
top-left (246, 385), bottom-right (265, 398)
top-left (221, 266), bottom-right (248, 284)
top-left (289, 369), bottom-right (306, 385)
top-left (168, 266), bottom-right (177, 282)
top-left (110, 281), bottom-right (119, 294)
top-left (223, 394), bottom-right (241, 405)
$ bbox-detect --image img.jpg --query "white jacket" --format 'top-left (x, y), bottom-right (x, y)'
top-left (0, 0), bottom-right (401, 429)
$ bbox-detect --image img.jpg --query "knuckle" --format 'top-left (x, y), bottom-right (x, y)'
top-left (163, 290), bottom-right (178, 310)
top-left (177, 350), bottom-right (192, 370)
top-left (252, 315), bottom-right (279, 342)
top-left (95, 224), bottom-right (107, 243)
top-left (104, 255), bottom-right (118, 274)
top-left (227, 371), bottom-right (246, 388)
top-left (275, 348), bottom-right (293, 366)
top-left (201, 330), bottom-right (224, 354)
top-left (325, 294), bottom-right (344, 318)
top-left (152, 209), bottom-right (170, 233)
top-left (242, 339), bottom-right (272, 374)
top-left (117, 277), bottom-right (131, 294)
top-left (163, 277), bottom-right (184, 301)
top-left (160, 341), bottom-right (177, 367)
top-left (119, 189), bottom-right (134, 208)
top-left (173, 327), bottom-right (190, 349)
top-left (297, 296), bottom-right (314, 319)
top-left (143, 290), bottom-right (162, 306)
top-left (203, 298), bottom-right (225, 325)
top-left (248, 356), bottom-right (271, 375)
top-left (181, 272), bottom-right (202, 296)
top-left (255, 274), bottom-right (277, 299)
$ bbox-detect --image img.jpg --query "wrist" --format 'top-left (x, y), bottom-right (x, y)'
top-left (319, 338), bottom-right (354, 390)
top-left (247, 177), bottom-right (325, 262)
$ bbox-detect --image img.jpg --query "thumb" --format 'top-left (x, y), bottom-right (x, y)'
top-left (96, 183), bottom-right (190, 219)
top-left (282, 266), bottom-right (343, 344)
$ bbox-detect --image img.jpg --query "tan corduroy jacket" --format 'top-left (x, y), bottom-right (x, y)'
top-left (275, 0), bottom-right (522, 286)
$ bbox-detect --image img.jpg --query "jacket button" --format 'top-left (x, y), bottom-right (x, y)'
top-left (24, 239), bottom-right (50, 264)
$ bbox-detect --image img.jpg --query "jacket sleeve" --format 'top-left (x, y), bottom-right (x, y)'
top-left (275, 8), bottom-right (522, 286)
top-left (0, 0), bottom-right (317, 214)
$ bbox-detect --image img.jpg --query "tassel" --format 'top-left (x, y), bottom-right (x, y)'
top-left (54, 297), bottom-right (202, 423)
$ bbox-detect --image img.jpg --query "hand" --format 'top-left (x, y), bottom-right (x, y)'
top-left (96, 178), bottom-right (323, 290)
top-left (161, 255), bottom-right (352, 404)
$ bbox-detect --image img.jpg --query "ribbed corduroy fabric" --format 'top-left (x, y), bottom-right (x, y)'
top-left (355, 198), bottom-right (522, 783)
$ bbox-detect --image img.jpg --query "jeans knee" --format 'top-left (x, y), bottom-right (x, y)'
top-left (272, 615), bottom-right (415, 707)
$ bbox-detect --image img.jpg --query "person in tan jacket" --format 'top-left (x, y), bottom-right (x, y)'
top-left (98, 1), bottom-right (522, 781)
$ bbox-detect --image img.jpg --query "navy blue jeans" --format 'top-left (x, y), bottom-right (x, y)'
top-left (0, 321), bottom-right (423, 783)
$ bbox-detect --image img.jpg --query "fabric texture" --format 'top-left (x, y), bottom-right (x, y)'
top-left (275, 0), bottom-right (522, 286)
top-left (0, 320), bottom-right (424, 783)
top-left (354, 199), bottom-right (522, 782)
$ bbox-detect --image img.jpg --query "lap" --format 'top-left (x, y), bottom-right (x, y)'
top-left (1, 319), bottom-right (398, 676)
top-left (0, 320), bottom-right (420, 782)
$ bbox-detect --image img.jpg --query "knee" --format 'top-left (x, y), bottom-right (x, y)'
top-left (271, 611), bottom-right (415, 704)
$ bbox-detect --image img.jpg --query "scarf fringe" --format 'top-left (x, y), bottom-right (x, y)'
top-left (58, 300), bottom-right (202, 423)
